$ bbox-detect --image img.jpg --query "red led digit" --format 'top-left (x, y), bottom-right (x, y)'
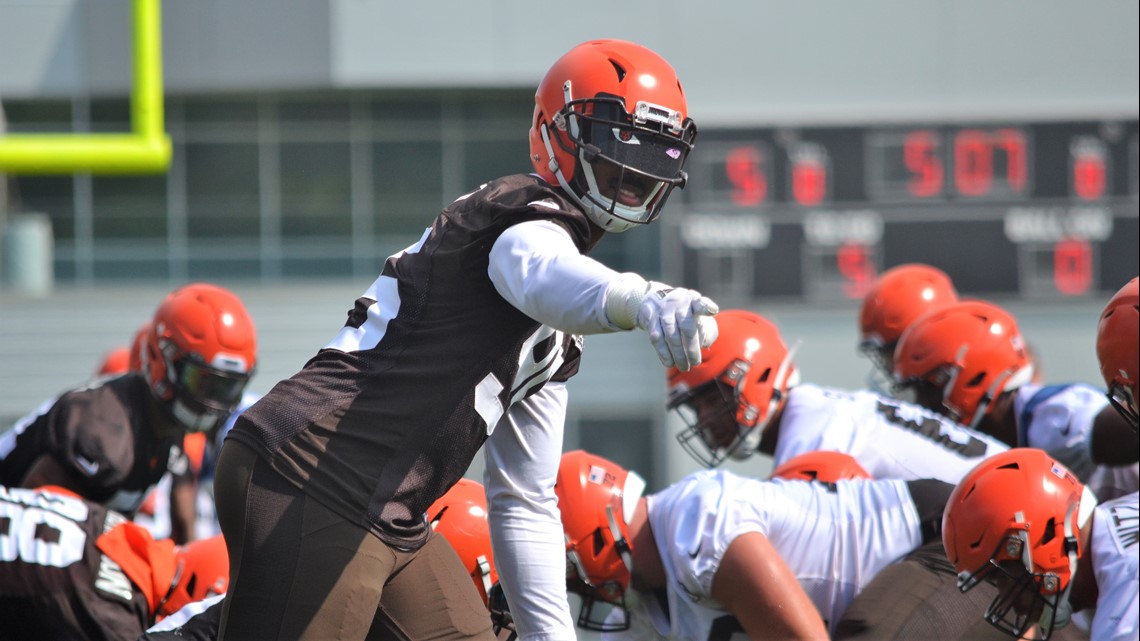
top-left (994, 128), bottom-right (1027, 192)
top-left (725, 145), bottom-right (767, 206)
top-left (837, 243), bottom-right (875, 298)
top-left (903, 130), bottom-right (943, 197)
top-left (1053, 238), bottom-right (1092, 296)
top-left (793, 161), bottom-right (827, 206)
top-left (1073, 155), bottom-right (1106, 200)
top-left (954, 129), bottom-right (993, 196)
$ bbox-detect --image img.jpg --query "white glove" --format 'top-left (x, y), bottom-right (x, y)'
top-left (604, 276), bottom-right (719, 371)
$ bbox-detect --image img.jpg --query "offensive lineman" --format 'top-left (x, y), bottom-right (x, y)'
top-left (214, 39), bottom-right (719, 640)
top-left (667, 309), bottom-right (1009, 482)
top-left (555, 449), bottom-right (952, 639)
top-left (893, 298), bottom-right (1139, 500)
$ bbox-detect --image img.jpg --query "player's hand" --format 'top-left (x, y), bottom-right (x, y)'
top-left (636, 283), bottom-right (719, 371)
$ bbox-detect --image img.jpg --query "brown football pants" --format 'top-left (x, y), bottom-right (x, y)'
top-left (213, 440), bottom-right (495, 641)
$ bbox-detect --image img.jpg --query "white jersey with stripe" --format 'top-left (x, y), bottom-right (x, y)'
top-left (606, 471), bottom-right (923, 640)
top-left (773, 383), bottom-right (1009, 484)
top-left (1013, 383), bottom-right (1139, 499)
top-left (1088, 491), bottom-right (1139, 641)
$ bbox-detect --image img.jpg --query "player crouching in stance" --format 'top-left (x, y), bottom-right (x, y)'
top-left (943, 448), bottom-right (1137, 640)
top-left (554, 449), bottom-right (952, 640)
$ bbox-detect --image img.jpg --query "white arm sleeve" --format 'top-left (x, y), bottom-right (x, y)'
top-left (488, 219), bottom-right (631, 334)
top-left (484, 382), bottom-right (576, 641)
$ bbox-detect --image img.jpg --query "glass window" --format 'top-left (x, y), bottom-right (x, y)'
top-left (279, 97), bottom-right (351, 125)
top-left (184, 97), bottom-right (259, 125)
top-left (280, 142), bottom-right (352, 237)
top-left (373, 140), bottom-right (444, 233)
top-left (186, 143), bottom-right (260, 238)
top-left (8, 176), bottom-right (75, 241)
top-left (90, 98), bottom-right (132, 133)
top-left (1, 100), bottom-right (72, 133)
top-left (92, 175), bottom-right (167, 239)
top-left (461, 139), bottom-right (531, 188)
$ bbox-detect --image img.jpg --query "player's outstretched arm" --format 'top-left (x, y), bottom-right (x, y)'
top-left (711, 531), bottom-right (829, 640)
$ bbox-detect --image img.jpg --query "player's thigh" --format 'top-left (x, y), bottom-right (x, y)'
top-left (372, 532), bottom-right (495, 641)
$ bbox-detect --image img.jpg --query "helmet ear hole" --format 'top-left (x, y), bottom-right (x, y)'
top-left (592, 528), bottom-right (607, 556)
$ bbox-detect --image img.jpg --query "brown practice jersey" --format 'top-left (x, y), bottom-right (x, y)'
top-left (228, 174), bottom-right (588, 548)
top-left (0, 373), bottom-right (187, 517)
top-left (0, 485), bottom-right (161, 641)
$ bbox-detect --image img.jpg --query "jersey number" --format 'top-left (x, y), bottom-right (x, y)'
top-left (0, 501), bottom-right (86, 568)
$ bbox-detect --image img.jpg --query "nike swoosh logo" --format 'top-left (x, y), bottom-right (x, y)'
top-left (688, 541), bottom-right (703, 559)
top-left (75, 454), bottom-right (100, 476)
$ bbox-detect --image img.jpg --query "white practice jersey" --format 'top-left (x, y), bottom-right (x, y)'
top-left (606, 470), bottom-right (923, 640)
top-left (774, 383), bottom-right (1009, 484)
top-left (1088, 492), bottom-right (1139, 641)
top-left (1014, 383), bottom-right (1139, 500)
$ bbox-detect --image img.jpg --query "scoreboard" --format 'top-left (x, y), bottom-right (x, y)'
top-left (668, 119), bottom-right (1139, 302)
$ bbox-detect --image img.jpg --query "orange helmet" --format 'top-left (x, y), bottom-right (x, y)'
top-left (428, 479), bottom-right (497, 607)
top-left (96, 346), bottom-right (132, 376)
top-left (1096, 277), bottom-right (1139, 432)
top-left (893, 300), bottom-right (1033, 430)
top-left (859, 264), bottom-right (958, 387)
top-left (770, 450), bottom-right (872, 483)
top-left (555, 450), bottom-right (647, 632)
top-left (128, 322), bottom-right (151, 373)
top-left (156, 534), bottom-right (229, 619)
top-left (529, 39), bottom-right (697, 233)
top-left (667, 309), bottom-right (798, 467)
top-left (942, 449), bottom-right (1096, 639)
top-left (142, 283), bottom-right (257, 433)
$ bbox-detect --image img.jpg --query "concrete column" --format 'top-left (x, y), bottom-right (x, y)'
top-left (3, 212), bottom-right (54, 296)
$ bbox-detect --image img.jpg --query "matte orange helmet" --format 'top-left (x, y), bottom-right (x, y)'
top-left (771, 450), bottom-right (872, 483)
top-left (859, 264), bottom-right (958, 391)
top-left (893, 300), bottom-right (1033, 430)
top-left (156, 534), bottom-right (229, 619)
top-left (942, 449), bottom-right (1096, 640)
top-left (667, 309), bottom-right (798, 467)
top-left (529, 39), bottom-right (697, 233)
top-left (555, 450), bottom-right (647, 632)
top-left (142, 283), bottom-right (257, 432)
top-left (428, 478), bottom-right (497, 607)
top-left (1096, 277), bottom-right (1139, 432)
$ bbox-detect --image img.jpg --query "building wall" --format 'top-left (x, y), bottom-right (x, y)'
top-left (0, 0), bottom-right (1136, 123)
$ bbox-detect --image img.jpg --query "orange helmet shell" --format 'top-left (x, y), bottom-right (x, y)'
top-left (771, 450), bottom-right (872, 483)
top-left (96, 346), bottom-right (132, 377)
top-left (555, 450), bottom-right (645, 599)
top-left (893, 300), bottom-right (1031, 428)
top-left (1096, 277), bottom-right (1139, 430)
top-left (943, 449), bottom-right (1090, 599)
top-left (428, 478), bottom-right (497, 607)
top-left (159, 534), bottom-right (229, 618)
top-left (860, 263), bottom-right (958, 350)
top-left (143, 283), bottom-right (257, 431)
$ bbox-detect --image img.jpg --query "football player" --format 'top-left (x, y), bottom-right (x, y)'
top-left (667, 309), bottom-right (1009, 482)
top-left (943, 448), bottom-right (1137, 641)
top-left (768, 449), bottom-right (871, 483)
top-left (555, 449), bottom-right (951, 639)
top-left (858, 263), bottom-right (958, 395)
top-left (0, 484), bottom-right (228, 641)
top-left (213, 39), bottom-right (718, 640)
top-left (892, 298), bottom-right (1138, 500)
top-left (0, 283), bottom-right (257, 544)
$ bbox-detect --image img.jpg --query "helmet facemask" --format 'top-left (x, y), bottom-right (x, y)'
top-left (957, 494), bottom-right (1090, 641)
top-left (1106, 379), bottom-right (1139, 433)
top-left (565, 502), bottom-right (635, 632)
top-left (670, 346), bottom-right (797, 467)
top-left (543, 90), bottom-right (695, 233)
top-left (858, 336), bottom-right (897, 397)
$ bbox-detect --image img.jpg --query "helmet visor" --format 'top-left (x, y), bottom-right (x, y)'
top-left (174, 358), bottom-right (250, 410)
top-left (579, 97), bottom-right (693, 183)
